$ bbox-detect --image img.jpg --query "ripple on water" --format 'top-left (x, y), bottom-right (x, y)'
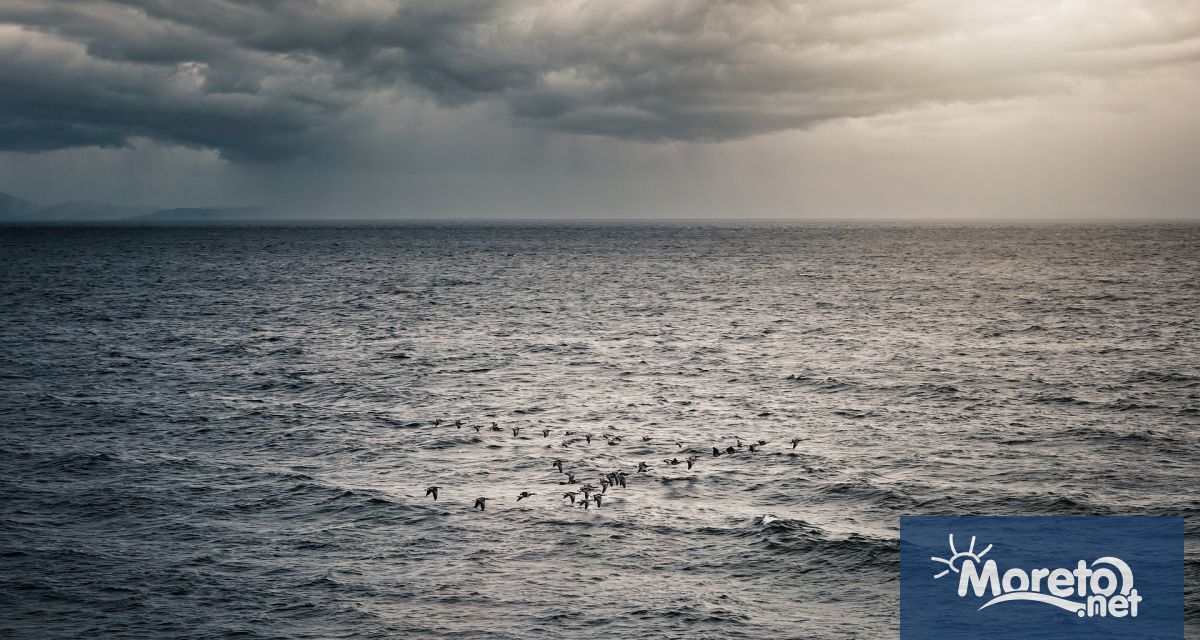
top-left (1, 224), bottom-right (1198, 638)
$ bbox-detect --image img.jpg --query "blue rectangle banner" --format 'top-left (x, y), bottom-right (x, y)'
top-left (900, 516), bottom-right (1183, 639)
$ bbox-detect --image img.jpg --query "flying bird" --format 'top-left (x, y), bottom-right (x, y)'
top-left (517, 491), bottom-right (536, 501)
top-left (791, 438), bottom-right (801, 449)
top-left (425, 486), bottom-right (439, 500)
top-left (473, 497), bottom-right (489, 511)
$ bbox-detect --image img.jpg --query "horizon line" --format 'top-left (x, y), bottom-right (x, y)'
top-left (3, 216), bottom-right (1199, 227)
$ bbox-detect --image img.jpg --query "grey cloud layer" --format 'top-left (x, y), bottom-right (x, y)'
top-left (2, 0), bottom-right (1198, 161)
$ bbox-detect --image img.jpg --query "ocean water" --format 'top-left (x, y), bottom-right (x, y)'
top-left (0, 223), bottom-right (1197, 639)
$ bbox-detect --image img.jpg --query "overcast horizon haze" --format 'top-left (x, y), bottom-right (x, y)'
top-left (2, 1), bottom-right (1199, 221)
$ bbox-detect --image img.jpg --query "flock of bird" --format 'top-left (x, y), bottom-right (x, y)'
top-left (420, 418), bottom-right (803, 511)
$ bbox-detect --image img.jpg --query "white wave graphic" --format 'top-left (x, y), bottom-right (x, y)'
top-left (977, 592), bottom-right (1086, 614)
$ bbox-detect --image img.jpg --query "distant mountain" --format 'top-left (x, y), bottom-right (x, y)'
top-left (0, 191), bottom-right (40, 219)
top-left (135, 206), bottom-right (272, 222)
top-left (0, 190), bottom-right (270, 222)
top-left (31, 201), bottom-right (159, 221)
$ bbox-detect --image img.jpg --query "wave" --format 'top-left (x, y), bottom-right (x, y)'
top-left (1052, 424), bottom-right (1184, 447)
top-left (809, 481), bottom-right (919, 511)
top-left (1099, 398), bottom-right (1163, 411)
top-left (785, 375), bottom-right (856, 392)
top-left (1128, 371), bottom-right (1199, 386)
top-left (749, 517), bottom-right (899, 571)
top-left (1028, 392), bottom-right (1091, 405)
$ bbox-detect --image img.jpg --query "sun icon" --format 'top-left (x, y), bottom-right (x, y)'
top-left (931, 534), bottom-right (992, 579)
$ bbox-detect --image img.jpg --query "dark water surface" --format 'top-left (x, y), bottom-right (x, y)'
top-left (1, 224), bottom-right (1197, 638)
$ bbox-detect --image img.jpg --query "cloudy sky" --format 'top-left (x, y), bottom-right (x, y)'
top-left (1, 0), bottom-right (1198, 219)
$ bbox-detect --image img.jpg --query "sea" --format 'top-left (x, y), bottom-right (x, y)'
top-left (1, 223), bottom-right (1197, 639)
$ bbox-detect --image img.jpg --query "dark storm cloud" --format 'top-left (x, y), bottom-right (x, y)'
top-left (2, 0), bottom-right (1198, 160)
